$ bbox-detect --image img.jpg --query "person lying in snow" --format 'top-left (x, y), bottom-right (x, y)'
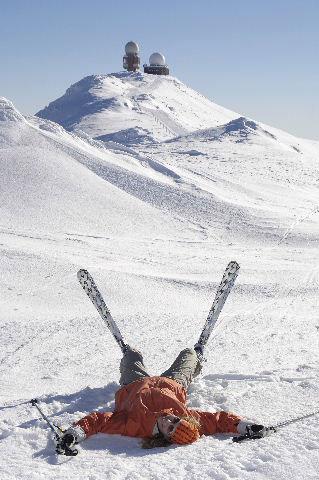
top-left (57, 345), bottom-right (272, 453)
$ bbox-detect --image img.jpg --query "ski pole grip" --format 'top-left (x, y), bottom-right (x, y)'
top-left (30, 398), bottom-right (38, 406)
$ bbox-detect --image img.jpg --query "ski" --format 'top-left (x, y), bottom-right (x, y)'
top-left (77, 269), bottom-right (127, 353)
top-left (196, 261), bottom-right (240, 349)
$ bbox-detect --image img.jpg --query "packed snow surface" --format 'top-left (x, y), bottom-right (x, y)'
top-left (1, 72), bottom-right (319, 480)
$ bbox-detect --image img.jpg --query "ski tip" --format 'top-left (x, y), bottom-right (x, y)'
top-left (77, 269), bottom-right (88, 278)
top-left (229, 260), bottom-right (240, 269)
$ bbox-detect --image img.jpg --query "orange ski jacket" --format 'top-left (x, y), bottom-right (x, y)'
top-left (75, 376), bottom-right (241, 439)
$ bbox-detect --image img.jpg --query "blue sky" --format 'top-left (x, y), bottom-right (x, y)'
top-left (1, 0), bottom-right (318, 139)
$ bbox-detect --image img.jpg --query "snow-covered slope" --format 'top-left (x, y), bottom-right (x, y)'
top-left (1, 100), bottom-right (186, 238)
top-left (35, 73), bottom-right (319, 245)
top-left (1, 82), bottom-right (319, 480)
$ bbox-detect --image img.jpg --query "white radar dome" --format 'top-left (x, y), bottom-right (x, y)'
top-left (125, 41), bottom-right (139, 54)
top-left (149, 52), bottom-right (165, 66)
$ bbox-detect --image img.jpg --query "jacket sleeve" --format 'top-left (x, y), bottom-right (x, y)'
top-left (194, 410), bottom-right (242, 436)
top-left (74, 411), bottom-right (126, 438)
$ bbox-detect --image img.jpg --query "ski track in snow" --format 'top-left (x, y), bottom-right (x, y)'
top-left (1, 77), bottom-right (319, 479)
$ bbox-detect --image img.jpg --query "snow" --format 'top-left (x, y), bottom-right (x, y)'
top-left (1, 71), bottom-right (319, 479)
top-left (36, 72), bottom-right (238, 142)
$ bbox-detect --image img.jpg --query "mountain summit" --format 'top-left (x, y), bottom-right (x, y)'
top-left (0, 97), bottom-right (26, 124)
top-left (36, 72), bottom-right (238, 145)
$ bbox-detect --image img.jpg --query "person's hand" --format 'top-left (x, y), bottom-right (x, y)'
top-left (233, 423), bottom-right (276, 442)
top-left (56, 433), bottom-right (78, 456)
top-left (245, 424), bottom-right (276, 439)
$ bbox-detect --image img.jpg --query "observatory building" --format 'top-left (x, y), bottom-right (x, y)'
top-left (123, 41), bottom-right (140, 72)
top-left (143, 52), bottom-right (169, 75)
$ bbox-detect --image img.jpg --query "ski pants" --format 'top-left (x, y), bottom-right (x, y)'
top-left (119, 346), bottom-right (201, 390)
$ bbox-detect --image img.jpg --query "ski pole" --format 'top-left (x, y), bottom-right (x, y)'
top-left (30, 399), bottom-right (78, 456)
top-left (30, 398), bottom-right (63, 438)
top-left (273, 408), bottom-right (319, 430)
top-left (233, 408), bottom-right (319, 443)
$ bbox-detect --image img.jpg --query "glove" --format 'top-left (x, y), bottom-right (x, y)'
top-left (56, 433), bottom-right (78, 456)
top-left (233, 421), bottom-right (276, 442)
top-left (245, 424), bottom-right (276, 439)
